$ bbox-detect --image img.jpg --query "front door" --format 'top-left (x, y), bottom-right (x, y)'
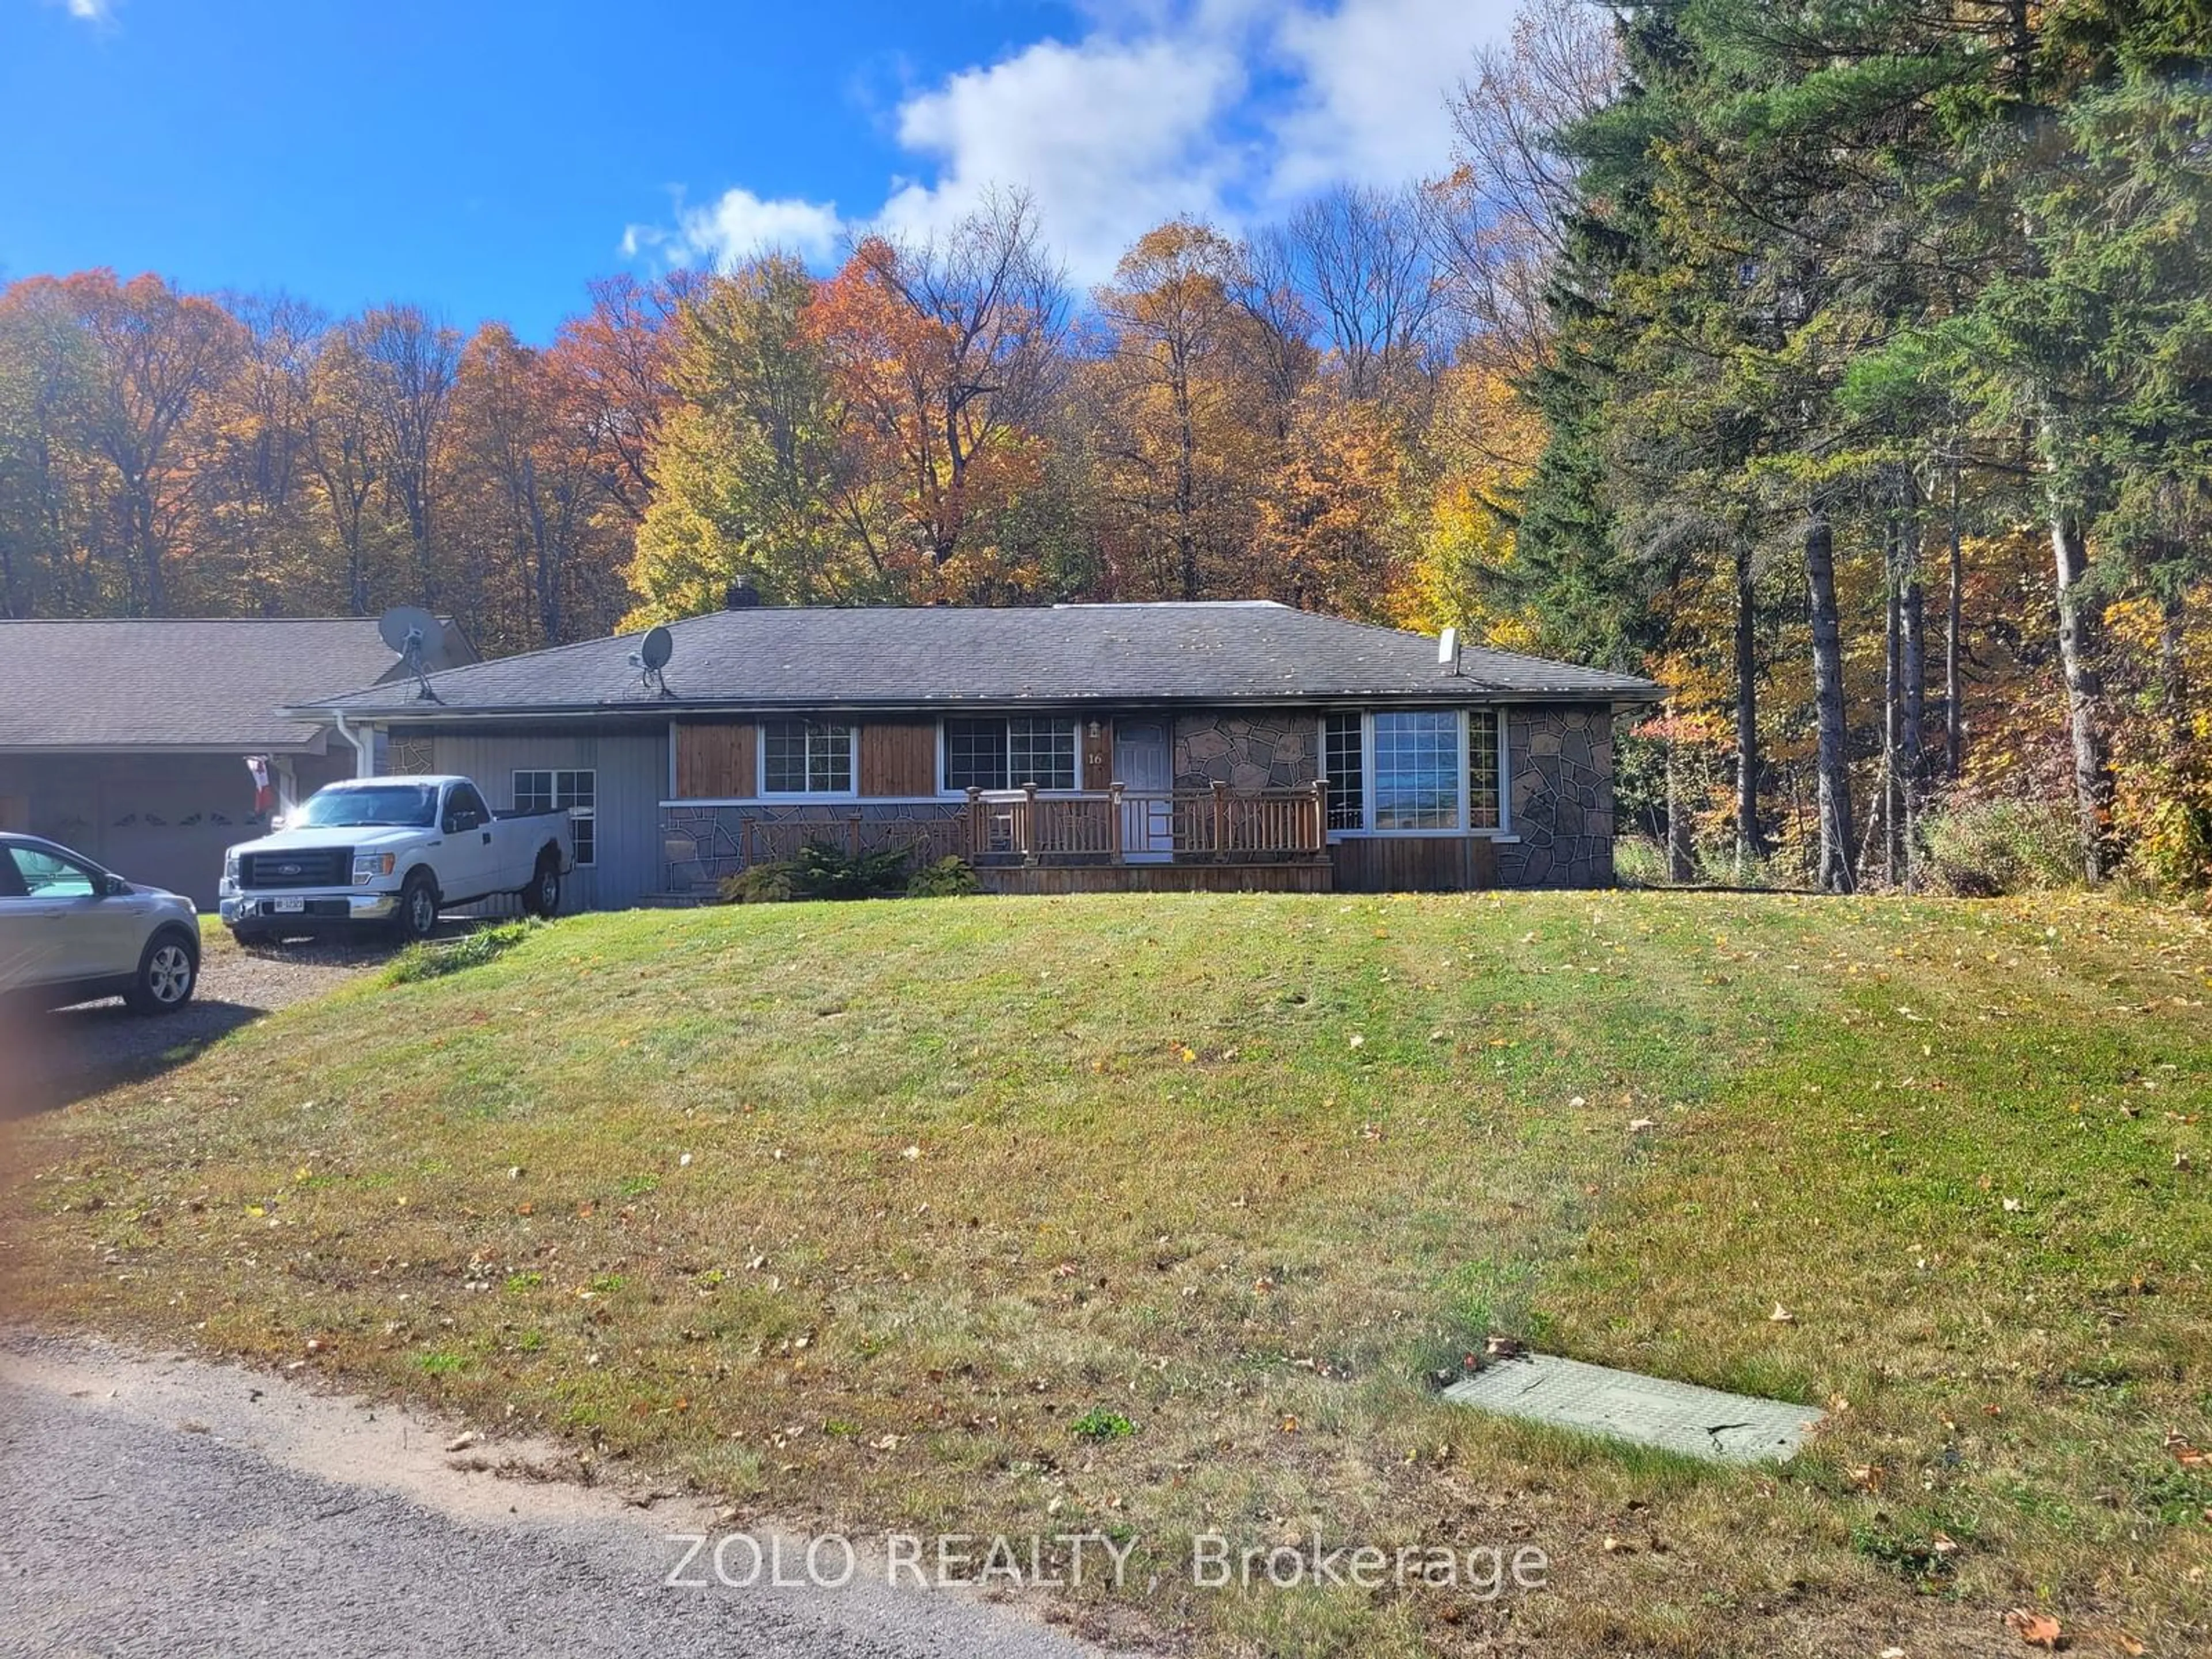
top-left (1113, 722), bottom-right (1173, 861)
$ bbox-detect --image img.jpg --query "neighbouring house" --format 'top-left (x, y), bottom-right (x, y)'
top-left (0, 618), bottom-right (474, 906)
top-left (286, 600), bottom-right (1659, 903)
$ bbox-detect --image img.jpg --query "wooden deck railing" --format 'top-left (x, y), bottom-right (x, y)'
top-left (966, 782), bottom-right (1326, 865)
top-left (735, 783), bottom-right (1327, 872)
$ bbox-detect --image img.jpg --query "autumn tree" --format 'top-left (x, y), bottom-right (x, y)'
top-left (805, 191), bottom-right (1070, 599)
top-left (628, 253), bottom-right (881, 616)
top-left (0, 279), bottom-right (99, 616)
top-left (354, 304), bottom-right (459, 608)
top-left (1432, 0), bottom-right (1620, 373)
top-left (1282, 185), bottom-right (1445, 405)
top-left (1088, 219), bottom-right (1281, 600)
top-left (192, 293), bottom-right (321, 611)
top-left (31, 271), bottom-right (244, 614)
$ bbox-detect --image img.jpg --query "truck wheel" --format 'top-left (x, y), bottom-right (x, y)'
top-left (395, 871), bottom-right (440, 942)
top-left (125, 928), bottom-right (198, 1016)
top-left (523, 853), bottom-right (562, 919)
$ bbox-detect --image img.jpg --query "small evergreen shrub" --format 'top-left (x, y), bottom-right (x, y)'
top-left (718, 838), bottom-right (925, 903)
top-left (720, 860), bottom-right (801, 904)
top-left (906, 856), bottom-right (981, 897)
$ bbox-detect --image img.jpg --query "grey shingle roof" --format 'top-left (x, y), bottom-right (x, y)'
top-left (0, 618), bottom-right (467, 751)
top-left (302, 603), bottom-right (1658, 718)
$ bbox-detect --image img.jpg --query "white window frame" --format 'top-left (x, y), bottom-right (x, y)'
top-left (1323, 709), bottom-right (1512, 840)
top-left (757, 721), bottom-right (859, 800)
top-left (513, 768), bottom-right (597, 867)
top-left (935, 717), bottom-right (1085, 797)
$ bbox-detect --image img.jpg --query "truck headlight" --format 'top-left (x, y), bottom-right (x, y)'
top-left (223, 850), bottom-right (238, 883)
top-left (353, 851), bottom-right (396, 884)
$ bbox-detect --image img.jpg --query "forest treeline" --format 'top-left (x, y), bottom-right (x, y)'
top-left (2, 1), bottom-right (2207, 892)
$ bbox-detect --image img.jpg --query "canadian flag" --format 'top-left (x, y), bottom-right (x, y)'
top-left (245, 755), bottom-right (273, 816)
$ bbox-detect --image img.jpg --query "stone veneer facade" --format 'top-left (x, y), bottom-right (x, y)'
top-left (663, 800), bottom-right (967, 896)
top-left (1494, 704), bottom-right (1615, 889)
top-left (1172, 713), bottom-right (1321, 791)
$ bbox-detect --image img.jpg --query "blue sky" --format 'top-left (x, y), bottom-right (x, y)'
top-left (2, 0), bottom-right (1517, 339)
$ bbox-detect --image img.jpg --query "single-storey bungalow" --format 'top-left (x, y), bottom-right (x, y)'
top-left (0, 617), bottom-right (473, 906)
top-left (287, 600), bottom-right (1658, 902)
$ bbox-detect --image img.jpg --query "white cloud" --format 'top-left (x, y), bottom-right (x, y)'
top-left (878, 31), bottom-right (1248, 281)
top-left (623, 187), bottom-right (845, 271)
top-left (52, 0), bottom-right (117, 23)
top-left (1270, 0), bottom-right (1521, 198)
top-left (625, 0), bottom-right (1521, 285)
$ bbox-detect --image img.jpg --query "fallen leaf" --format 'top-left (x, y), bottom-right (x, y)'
top-left (2002, 1608), bottom-right (2062, 1650)
top-left (1769, 1303), bottom-right (1796, 1324)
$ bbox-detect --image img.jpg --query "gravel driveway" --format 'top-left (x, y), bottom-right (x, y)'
top-left (7, 930), bottom-right (437, 1112)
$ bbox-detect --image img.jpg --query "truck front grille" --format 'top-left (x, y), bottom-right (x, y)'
top-left (241, 847), bottom-right (353, 888)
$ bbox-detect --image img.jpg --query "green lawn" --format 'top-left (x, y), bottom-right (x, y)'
top-left (6, 891), bottom-right (2209, 1657)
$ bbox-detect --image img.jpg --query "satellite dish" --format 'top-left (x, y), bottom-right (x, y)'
top-left (626, 624), bottom-right (676, 696)
top-left (377, 605), bottom-right (444, 702)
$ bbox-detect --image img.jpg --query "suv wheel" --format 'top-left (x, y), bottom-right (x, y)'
top-left (126, 929), bottom-right (198, 1016)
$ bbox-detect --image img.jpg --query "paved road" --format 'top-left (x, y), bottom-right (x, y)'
top-left (0, 1336), bottom-right (1109, 1659)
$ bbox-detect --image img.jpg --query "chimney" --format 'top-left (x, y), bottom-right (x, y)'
top-left (724, 577), bottom-right (762, 611)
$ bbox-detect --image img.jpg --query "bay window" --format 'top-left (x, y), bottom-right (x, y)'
top-left (1321, 709), bottom-right (1506, 835)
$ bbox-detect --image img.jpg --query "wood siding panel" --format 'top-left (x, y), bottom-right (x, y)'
top-left (1330, 836), bottom-right (1498, 894)
top-left (675, 722), bottom-right (755, 800)
top-left (859, 722), bottom-right (937, 797)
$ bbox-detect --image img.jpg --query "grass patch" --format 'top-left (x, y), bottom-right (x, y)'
top-left (6, 891), bottom-right (2210, 1656)
top-left (382, 919), bottom-right (540, 986)
top-left (1070, 1408), bottom-right (1137, 1442)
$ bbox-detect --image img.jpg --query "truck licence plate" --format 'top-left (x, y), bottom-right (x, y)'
top-left (272, 897), bottom-right (305, 914)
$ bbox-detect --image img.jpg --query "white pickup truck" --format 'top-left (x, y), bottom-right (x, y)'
top-left (218, 775), bottom-right (574, 944)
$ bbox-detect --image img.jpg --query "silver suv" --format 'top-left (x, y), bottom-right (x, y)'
top-left (0, 834), bottom-right (201, 1016)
